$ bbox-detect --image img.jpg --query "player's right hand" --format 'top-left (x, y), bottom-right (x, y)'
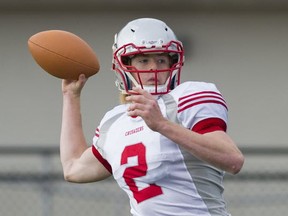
top-left (62, 74), bottom-right (87, 97)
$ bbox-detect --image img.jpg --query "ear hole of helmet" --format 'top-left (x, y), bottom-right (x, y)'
top-left (170, 54), bottom-right (179, 65)
top-left (124, 73), bottom-right (132, 90)
top-left (169, 76), bottom-right (175, 90)
top-left (121, 56), bottom-right (131, 66)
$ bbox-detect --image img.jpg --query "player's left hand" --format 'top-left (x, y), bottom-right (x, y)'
top-left (126, 87), bottom-right (168, 131)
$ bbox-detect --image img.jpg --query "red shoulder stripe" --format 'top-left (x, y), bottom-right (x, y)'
top-left (95, 128), bottom-right (100, 137)
top-left (178, 91), bottom-right (227, 113)
top-left (179, 91), bottom-right (223, 101)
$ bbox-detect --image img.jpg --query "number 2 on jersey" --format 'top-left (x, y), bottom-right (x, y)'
top-left (121, 143), bottom-right (163, 203)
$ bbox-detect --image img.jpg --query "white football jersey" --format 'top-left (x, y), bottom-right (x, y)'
top-left (93, 81), bottom-right (230, 216)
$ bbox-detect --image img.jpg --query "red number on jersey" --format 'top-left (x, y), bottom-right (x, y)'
top-left (121, 143), bottom-right (163, 203)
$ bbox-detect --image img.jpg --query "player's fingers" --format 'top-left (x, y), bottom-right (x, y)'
top-left (62, 74), bottom-right (87, 95)
top-left (126, 90), bottom-right (155, 105)
top-left (127, 106), bottom-right (146, 118)
top-left (132, 87), bottom-right (154, 99)
top-left (78, 73), bottom-right (87, 81)
top-left (125, 94), bottom-right (146, 104)
top-left (62, 74), bottom-right (86, 86)
top-left (77, 74), bottom-right (87, 87)
top-left (128, 101), bottom-right (146, 111)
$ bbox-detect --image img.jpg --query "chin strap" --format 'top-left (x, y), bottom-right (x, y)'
top-left (120, 85), bottom-right (167, 95)
top-left (142, 85), bottom-right (168, 94)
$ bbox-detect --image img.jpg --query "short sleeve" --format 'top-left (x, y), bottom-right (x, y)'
top-left (175, 82), bottom-right (228, 132)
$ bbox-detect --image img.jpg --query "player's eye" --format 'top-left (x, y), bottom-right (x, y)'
top-left (139, 58), bottom-right (149, 64)
top-left (157, 58), bottom-right (167, 64)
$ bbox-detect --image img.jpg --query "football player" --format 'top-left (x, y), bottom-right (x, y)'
top-left (60, 18), bottom-right (244, 216)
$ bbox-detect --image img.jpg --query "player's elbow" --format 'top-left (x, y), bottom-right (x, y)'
top-left (62, 171), bottom-right (73, 183)
top-left (63, 172), bottom-right (74, 182)
top-left (61, 161), bottom-right (80, 183)
top-left (62, 168), bottom-right (84, 183)
top-left (228, 153), bottom-right (245, 175)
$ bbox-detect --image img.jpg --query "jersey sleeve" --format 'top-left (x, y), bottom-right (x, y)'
top-left (92, 126), bottom-right (112, 173)
top-left (91, 105), bottom-right (127, 173)
top-left (176, 82), bottom-right (228, 134)
top-left (91, 108), bottom-right (115, 173)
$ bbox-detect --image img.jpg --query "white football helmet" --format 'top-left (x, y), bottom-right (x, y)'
top-left (112, 18), bottom-right (184, 95)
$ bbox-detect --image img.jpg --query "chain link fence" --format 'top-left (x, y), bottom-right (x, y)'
top-left (0, 146), bottom-right (287, 216)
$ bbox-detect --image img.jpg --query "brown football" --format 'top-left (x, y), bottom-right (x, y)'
top-left (28, 30), bottom-right (100, 80)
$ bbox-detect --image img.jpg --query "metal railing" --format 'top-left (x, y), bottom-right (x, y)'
top-left (0, 145), bottom-right (287, 216)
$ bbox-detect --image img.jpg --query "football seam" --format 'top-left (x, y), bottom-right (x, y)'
top-left (29, 40), bottom-right (99, 70)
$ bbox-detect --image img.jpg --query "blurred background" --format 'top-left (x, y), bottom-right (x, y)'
top-left (0, 0), bottom-right (288, 215)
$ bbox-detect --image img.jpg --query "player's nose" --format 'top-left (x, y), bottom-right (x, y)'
top-left (148, 60), bottom-right (158, 70)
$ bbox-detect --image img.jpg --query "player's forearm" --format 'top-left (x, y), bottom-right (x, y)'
top-left (157, 119), bottom-right (244, 174)
top-left (60, 94), bottom-right (88, 172)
